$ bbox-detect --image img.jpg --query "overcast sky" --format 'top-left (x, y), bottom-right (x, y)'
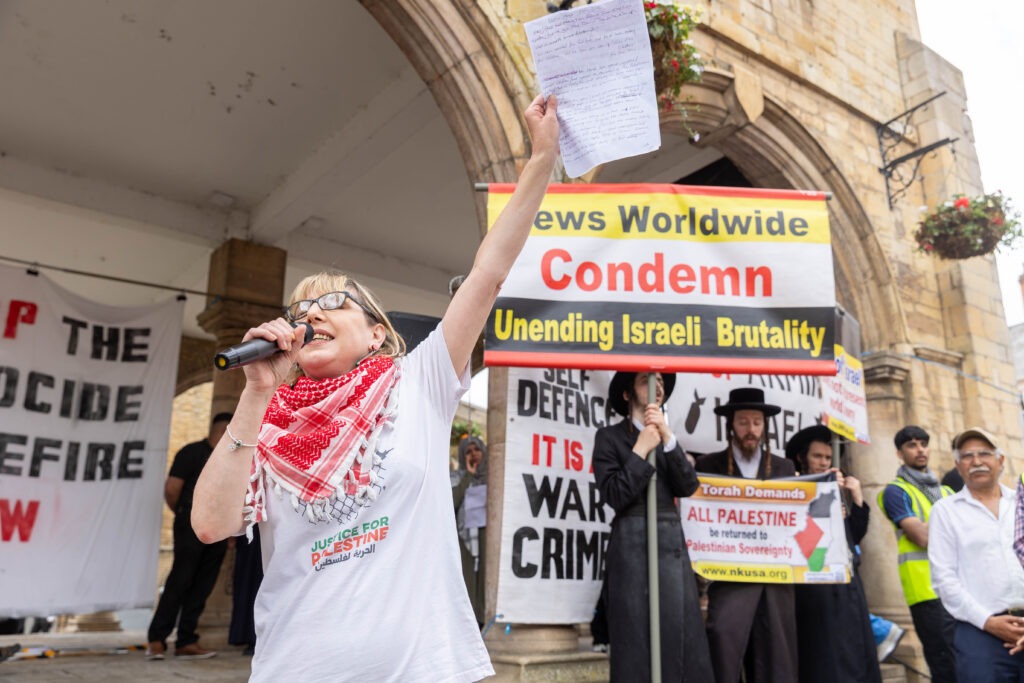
top-left (915, 1), bottom-right (1024, 325)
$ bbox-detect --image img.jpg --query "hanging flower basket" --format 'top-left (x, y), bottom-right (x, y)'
top-left (644, 1), bottom-right (704, 111)
top-left (914, 192), bottom-right (1021, 259)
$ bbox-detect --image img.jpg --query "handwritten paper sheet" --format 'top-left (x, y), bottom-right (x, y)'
top-left (525, 0), bottom-right (660, 178)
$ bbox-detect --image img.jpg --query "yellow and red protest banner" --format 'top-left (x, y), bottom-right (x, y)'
top-left (484, 184), bottom-right (836, 375)
top-left (680, 474), bottom-right (850, 584)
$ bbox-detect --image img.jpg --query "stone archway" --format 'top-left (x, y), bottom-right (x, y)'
top-left (662, 69), bottom-right (909, 354)
top-left (361, 0), bottom-right (534, 198)
top-left (660, 70), bottom-right (924, 628)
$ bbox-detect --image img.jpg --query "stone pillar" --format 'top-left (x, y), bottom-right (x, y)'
top-left (195, 238), bottom-right (287, 634)
top-left (858, 349), bottom-right (933, 677)
top-left (197, 239), bottom-right (289, 417)
top-left (857, 349), bottom-right (912, 625)
top-left (897, 30), bottom-right (1024, 477)
top-left (482, 368), bottom-right (606, 681)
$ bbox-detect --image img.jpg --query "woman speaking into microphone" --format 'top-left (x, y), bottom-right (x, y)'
top-left (191, 95), bottom-right (560, 682)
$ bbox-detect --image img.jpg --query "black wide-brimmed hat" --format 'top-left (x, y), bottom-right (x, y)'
top-left (784, 425), bottom-right (833, 461)
top-left (608, 371), bottom-right (676, 417)
top-left (713, 387), bottom-right (781, 417)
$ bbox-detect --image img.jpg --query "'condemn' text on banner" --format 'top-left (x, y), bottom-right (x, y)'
top-left (484, 184), bottom-right (836, 376)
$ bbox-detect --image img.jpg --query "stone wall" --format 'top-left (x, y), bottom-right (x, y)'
top-left (483, 0), bottom-right (1020, 479)
top-left (155, 382), bottom-right (214, 591)
top-left (463, 0), bottom-right (1022, 668)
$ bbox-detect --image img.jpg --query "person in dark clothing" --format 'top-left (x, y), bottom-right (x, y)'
top-left (145, 412), bottom-right (232, 661)
top-left (695, 387), bottom-right (797, 683)
top-left (592, 371), bottom-right (713, 682)
top-left (786, 425), bottom-right (882, 683)
top-left (229, 525), bottom-right (262, 656)
top-left (941, 467), bottom-right (964, 492)
top-left (451, 435), bottom-right (487, 626)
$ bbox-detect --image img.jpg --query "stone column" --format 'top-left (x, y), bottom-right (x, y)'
top-left (482, 368), bottom-right (606, 681)
top-left (857, 349), bottom-right (934, 678)
top-left (856, 349), bottom-right (912, 624)
top-left (194, 238), bottom-right (287, 634)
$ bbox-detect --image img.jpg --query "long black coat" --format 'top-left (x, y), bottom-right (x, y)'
top-left (593, 419), bottom-right (714, 682)
top-left (694, 448), bottom-right (798, 683)
top-left (793, 501), bottom-right (881, 683)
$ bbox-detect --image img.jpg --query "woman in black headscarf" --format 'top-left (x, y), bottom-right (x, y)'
top-left (451, 435), bottom-right (487, 625)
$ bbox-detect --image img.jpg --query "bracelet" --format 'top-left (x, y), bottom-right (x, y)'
top-left (225, 425), bottom-right (257, 452)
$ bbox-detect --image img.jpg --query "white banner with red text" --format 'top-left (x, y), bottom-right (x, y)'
top-left (484, 184), bottom-right (836, 376)
top-left (681, 473), bottom-right (850, 584)
top-left (495, 366), bottom-right (613, 624)
top-left (0, 265), bottom-right (182, 616)
top-left (494, 366), bottom-right (836, 622)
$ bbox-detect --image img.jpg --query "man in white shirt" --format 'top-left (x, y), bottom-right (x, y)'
top-left (929, 427), bottom-right (1024, 681)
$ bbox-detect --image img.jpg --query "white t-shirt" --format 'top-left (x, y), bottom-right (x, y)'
top-left (250, 326), bottom-right (494, 683)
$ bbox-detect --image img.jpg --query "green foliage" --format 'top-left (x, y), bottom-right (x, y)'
top-left (914, 192), bottom-right (1022, 259)
top-left (644, 1), bottom-right (704, 110)
top-left (451, 419), bottom-right (482, 448)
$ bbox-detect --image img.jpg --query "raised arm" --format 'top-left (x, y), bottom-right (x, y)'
top-left (442, 94), bottom-right (560, 375)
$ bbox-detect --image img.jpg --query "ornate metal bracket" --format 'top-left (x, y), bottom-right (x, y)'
top-left (876, 91), bottom-right (958, 208)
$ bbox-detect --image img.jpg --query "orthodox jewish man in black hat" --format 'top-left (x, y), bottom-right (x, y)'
top-left (695, 388), bottom-right (797, 683)
top-left (592, 371), bottom-right (713, 682)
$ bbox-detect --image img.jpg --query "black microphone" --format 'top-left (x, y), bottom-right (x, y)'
top-left (214, 323), bottom-right (314, 371)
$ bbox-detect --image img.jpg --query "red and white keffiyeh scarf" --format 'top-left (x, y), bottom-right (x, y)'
top-left (244, 355), bottom-right (400, 537)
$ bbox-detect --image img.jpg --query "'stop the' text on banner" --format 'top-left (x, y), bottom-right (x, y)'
top-left (484, 184), bottom-right (837, 375)
top-left (0, 265), bottom-right (181, 616)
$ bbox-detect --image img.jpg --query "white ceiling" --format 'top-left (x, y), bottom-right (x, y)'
top-left (0, 0), bottom-right (715, 339)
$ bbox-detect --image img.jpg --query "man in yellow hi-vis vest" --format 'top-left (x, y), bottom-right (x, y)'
top-left (878, 425), bottom-right (956, 683)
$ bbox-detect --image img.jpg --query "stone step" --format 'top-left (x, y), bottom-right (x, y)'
top-left (881, 662), bottom-right (909, 682)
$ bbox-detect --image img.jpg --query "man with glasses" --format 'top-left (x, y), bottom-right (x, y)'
top-left (878, 425), bottom-right (956, 682)
top-left (929, 428), bottom-right (1024, 680)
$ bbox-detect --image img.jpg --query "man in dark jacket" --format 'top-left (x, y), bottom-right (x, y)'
top-left (695, 388), bottom-right (797, 683)
top-left (787, 425), bottom-right (881, 683)
top-left (593, 371), bottom-right (713, 682)
top-left (145, 412), bottom-right (232, 661)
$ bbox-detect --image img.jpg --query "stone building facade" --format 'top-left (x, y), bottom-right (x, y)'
top-left (356, 0), bottom-right (1022, 675)
top-left (183, 1), bottom-right (1019, 675)
top-left (3, 0), bottom-right (1018, 678)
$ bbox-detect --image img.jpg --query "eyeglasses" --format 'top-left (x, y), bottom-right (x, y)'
top-left (958, 450), bottom-right (997, 460)
top-left (284, 291), bottom-right (376, 322)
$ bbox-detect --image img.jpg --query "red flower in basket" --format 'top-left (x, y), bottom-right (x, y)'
top-left (915, 191), bottom-right (1021, 259)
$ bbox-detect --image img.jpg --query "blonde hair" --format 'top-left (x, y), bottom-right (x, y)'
top-left (286, 272), bottom-right (406, 380)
